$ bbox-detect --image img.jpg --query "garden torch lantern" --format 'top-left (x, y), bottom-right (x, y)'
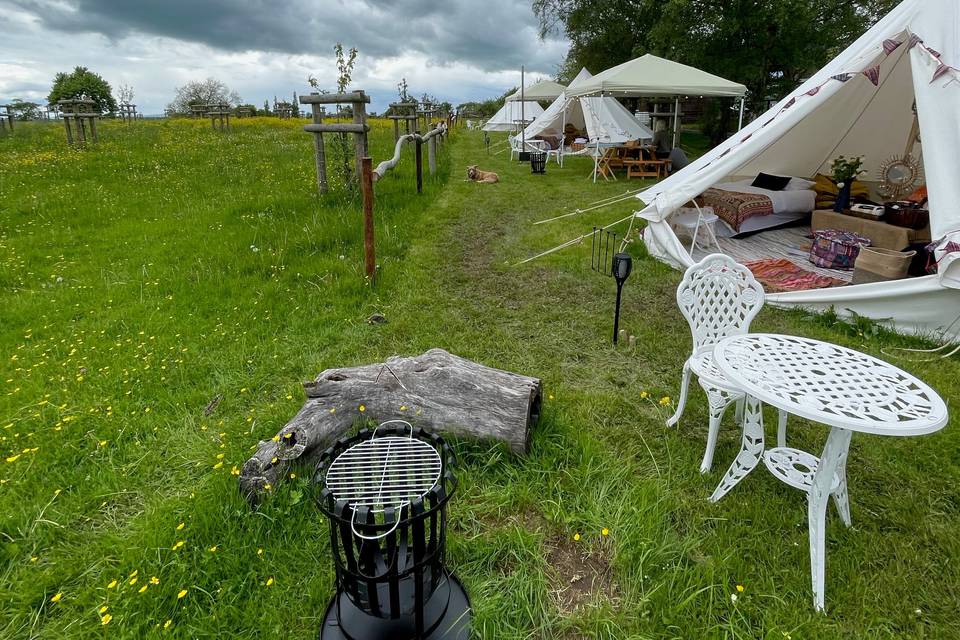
top-left (611, 252), bottom-right (633, 344)
top-left (314, 420), bottom-right (471, 640)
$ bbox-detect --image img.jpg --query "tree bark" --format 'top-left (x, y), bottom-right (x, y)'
top-left (239, 349), bottom-right (542, 505)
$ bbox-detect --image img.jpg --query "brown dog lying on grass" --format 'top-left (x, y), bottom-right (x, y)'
top-left (467, 165), bottom-right (499, 183)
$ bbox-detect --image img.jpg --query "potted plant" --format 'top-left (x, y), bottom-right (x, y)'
top-left (830, 155), bottom-right (867, 212)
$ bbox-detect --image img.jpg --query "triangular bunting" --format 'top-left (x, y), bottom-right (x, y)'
top-left (931, 62), bottom-right (954, 83)
top-left (883, 38), bottom-right (903, 55)
top-left (783, 97), bottom-right (796, 109)
top-left (806, 85), bottom-right (821, 97)
top-left (862, 65), bottom-right (881, 86)
top-left (740, 133), bottom-right (752, 142)
top-left (908, 34), bottom-right (923, 49)
top-left (927, 47), bottom-right (942, 59)
top-left (831, 73), bottom-right (853, 83)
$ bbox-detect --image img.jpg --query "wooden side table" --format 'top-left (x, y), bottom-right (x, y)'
top-left (811, 210), bottom-right (930, 250)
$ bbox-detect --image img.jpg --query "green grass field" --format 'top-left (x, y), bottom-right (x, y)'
top-left (1, 119), bottom-right (958, 639)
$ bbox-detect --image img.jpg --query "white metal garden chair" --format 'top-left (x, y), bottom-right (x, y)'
top-left (666, 253), bottom-right (788, 473)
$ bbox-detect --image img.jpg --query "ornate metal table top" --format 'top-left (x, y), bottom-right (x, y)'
top-left (714, 334), bottom-right (948, 436)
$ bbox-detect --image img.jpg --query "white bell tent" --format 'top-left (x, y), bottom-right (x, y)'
top-left (505, 79), bottom-right (567, 103)
top-left (482, 100), bottom-right (545, 132)
top-left (637, 0), bottom-right (960, 338)
top-left (522, 68), bottom-right (655, 146)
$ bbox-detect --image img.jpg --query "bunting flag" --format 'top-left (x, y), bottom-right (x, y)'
top-left (908, 33), bottom-right (923, 49)
top-left (806, 85), bottom-right (821, 97)
top-left (927, 47), bottom-right (942, 59)
top-left (740, 133), bottom-right (752, 143)
top-left (783, 97), bottom-right (796, 109)
top-left (931, 62), bottom-right (954, 83)
top-left (862, 65), bottom-right (881, 86)
top-left (831, 73), bottom-right (853, 83)
top-left (883, 38), bottom-right (903, 55)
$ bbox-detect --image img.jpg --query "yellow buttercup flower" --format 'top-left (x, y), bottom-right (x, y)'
top-left (659, 396), bottom-right (671, 406)
top-left (176, 522), bottom-right (185, 531)
top-left (150, 576), bottom-right (160, 585)
top-left (358, 404), bottom-right (366, 412)
top-left (101, 613), bottom-right (113, 625)
top-left (138, 585), bottom-right (148, 593)
top-left (107, 579), bottom-right (118, 589)
top-left (573, 533), bottom-right (581, 541)
top-left (265, 577), bottom-right (274, 586)
top-left (172, 540), bottom-right (185, 551)
top-left (164, 619), bottom-right (173, 630)
top-left (601, 528), bottom-right (609, 536)
top-left (177, 589), bottom-right (188, 599)
top-left (50, 592), bottom-right (62, 603)
top-left (736, 584), bottom-right (744, 593)
top-left (640, 391), bottom-right (649, 399)
top-left (99, 606), bottom-right (109, 614)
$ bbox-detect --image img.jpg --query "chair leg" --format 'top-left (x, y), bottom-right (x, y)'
top-left (700, 391), bottom-right (732, 473)
top-left (734, 397), bottom-right (745, 424)
top-left (665, 364), bottom-right (692, 427)
top-left (777, 410), bottom-right (788, 448)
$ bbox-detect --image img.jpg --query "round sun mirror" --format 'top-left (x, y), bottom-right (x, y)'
top-left (878, 154), bottom-right (922, 199)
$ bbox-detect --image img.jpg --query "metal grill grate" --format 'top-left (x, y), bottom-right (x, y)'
top-left (325, 433), bottom-right (442, 513)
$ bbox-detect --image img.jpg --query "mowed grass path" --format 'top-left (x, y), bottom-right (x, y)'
top-left (2, 120), bottom-right (959, 639)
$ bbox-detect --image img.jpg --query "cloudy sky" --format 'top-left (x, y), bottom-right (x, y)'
top-left (0, 0), bottom-right (568, 114)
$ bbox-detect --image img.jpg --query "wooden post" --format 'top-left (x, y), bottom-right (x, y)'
top-left (309, 100), bottom-right (328, 194)
top-left (63, 118), bottom-right (73, 145)
top-left (89, 116), bottom-right (98, 143)
top-left (427, 134), bottom-right (437, 176)
top-left (77, 118), bottom-right (86, 144)
top-left (352, 91), bottom-right (368, 183)
top-left (361, 157), bottom-right (376, 281)
top-left (393, 118), bottom-right (399, 141)
top-left (415, 131), bottom-right (423, 194)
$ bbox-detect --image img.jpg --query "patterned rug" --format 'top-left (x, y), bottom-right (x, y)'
top-left (744, 258), bottom-right (847, 292)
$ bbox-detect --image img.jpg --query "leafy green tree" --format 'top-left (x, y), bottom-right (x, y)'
top-left (9, 99), bottom-right (42, 120)
top-left (47, 66), bottom-right (117, 114)
top-left (167, 78), bottom-right (241, 115)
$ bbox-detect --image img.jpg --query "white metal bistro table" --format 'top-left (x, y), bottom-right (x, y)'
top-left (710, 333), bottom-right (948, 611)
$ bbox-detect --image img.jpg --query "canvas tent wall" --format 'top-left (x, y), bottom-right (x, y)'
top-left (506, 79), bottom-right (566, 103)
top-left (522, 68), bottom-right (654, 145)
top-left (482, 100), bottom-right (544, 132)
top-left (636, 0), bottom-right (960, 338)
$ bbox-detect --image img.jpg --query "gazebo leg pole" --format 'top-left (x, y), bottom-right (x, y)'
top-left (672, 97), bottom-right (680, 149)
top-left (738, 98), bottom-right (745, 131)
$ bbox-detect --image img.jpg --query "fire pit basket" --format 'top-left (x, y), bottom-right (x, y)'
top-left (314, 420), bottom-right (470, 640)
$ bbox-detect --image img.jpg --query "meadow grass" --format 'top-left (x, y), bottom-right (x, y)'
top-left (1, 119), bottom-right (958, 639)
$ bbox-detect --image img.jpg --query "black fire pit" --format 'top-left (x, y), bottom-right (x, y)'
top-left (314, 421), bottom-right (470, 640)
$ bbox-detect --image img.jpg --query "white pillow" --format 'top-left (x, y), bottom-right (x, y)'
top-left (785, 177), bottom-right (815, 191)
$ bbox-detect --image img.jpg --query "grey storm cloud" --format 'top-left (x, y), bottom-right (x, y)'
top-left (8, 0), bottom-right (563, 73)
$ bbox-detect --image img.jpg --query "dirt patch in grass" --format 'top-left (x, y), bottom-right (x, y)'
top-left (545, 536), bottom-right (617, 614)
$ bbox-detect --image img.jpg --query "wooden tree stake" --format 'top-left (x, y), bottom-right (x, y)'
top-left (361, 157), bottom-right (376, 280)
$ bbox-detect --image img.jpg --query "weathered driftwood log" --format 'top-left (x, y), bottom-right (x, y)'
top-left (239, 348), bottom-right (541, 503)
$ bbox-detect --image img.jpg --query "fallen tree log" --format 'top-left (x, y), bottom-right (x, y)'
top-left (239, 348), bottom-right (542, 504)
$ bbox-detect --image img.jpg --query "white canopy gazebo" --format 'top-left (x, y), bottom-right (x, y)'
top-left (505, 79), bottom-right (567, 103)
top-left (565, 54), bottom-right (748, 144)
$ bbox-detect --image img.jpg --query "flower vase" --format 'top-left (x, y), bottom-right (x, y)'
top-left (834, 182), bottom-right (852, 212)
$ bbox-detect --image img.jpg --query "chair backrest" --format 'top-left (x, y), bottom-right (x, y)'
top-left (676, 254), bottom-right (765, 354)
